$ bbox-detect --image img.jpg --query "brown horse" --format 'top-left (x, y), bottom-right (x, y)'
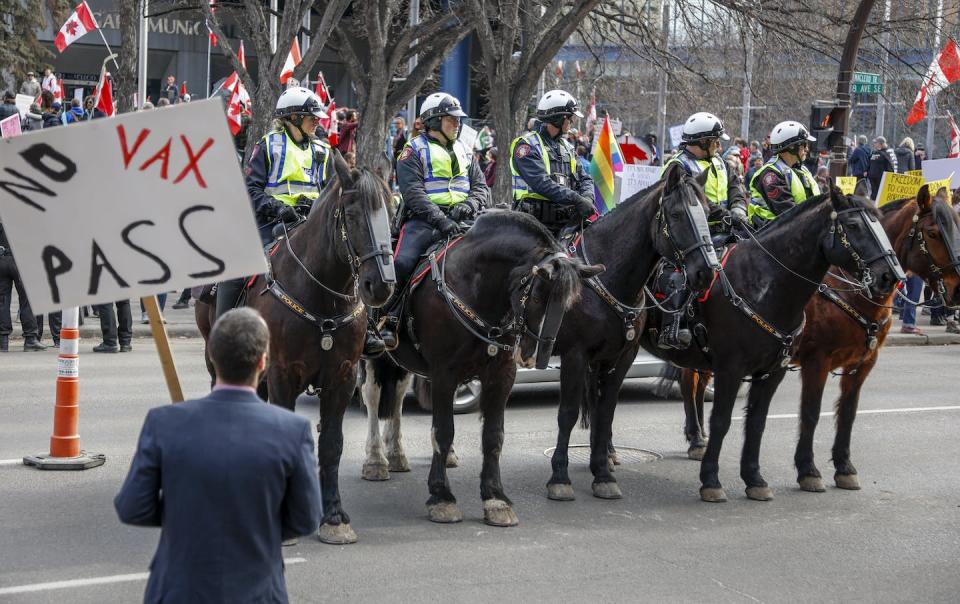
top-left (680, 185), bottom-right (960, 493)
top-left (196, 153), bottom-right (396, 544)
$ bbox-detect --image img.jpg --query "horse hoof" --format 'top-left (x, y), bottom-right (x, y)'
top-left (318, 523), bottom-right (358, 545)
top-left (591, 482), bottom-right (623, 500)
top-left (361, 462), bottom-right (390, 481)
top-left (835, 473), bottom-right (861, 490)
top-left (446, 451), bottom-right (460, 468)
top-left (700, 487), bottom-right (727, 503)
top-left (546, 483), bottom-right (575, 501)
top-left (609, 452), bottom-right (620, 466)
top-left (798, 475), bottom-right (826, 493)
top-left (483, 499), bottom-right (519, 527)
top-left (387, 455), bottom-right (410, 473)
top-left (687, 446), bottom-right (707, 461)
top-left (745, 485), bottom-right (774, 501)
top-left (427, 501), bottom-right (463, 523)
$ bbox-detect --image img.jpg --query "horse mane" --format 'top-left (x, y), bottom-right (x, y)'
top-left (879, 197), bottom-right (915, 215)
top-left (595, 178), bottom-right (664, 221)
top-left (754, 192), bottom-right (830, 237)
top-left (471, 209), bottom-right (561, 253)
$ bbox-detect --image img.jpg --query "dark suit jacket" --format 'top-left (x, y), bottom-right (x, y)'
top-left (114, 388), bottom-right (322, 604)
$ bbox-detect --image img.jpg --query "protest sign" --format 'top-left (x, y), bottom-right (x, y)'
top-left (835, 176), bottom-right (856, 195)
top-left (921, 157), bottom-right (960, 188)
top-left (619, 164), bottom-right (661, 203)
top-left (875, 172), bottom-right (924, 206)
top-left (906, 170), bottom-right (923, 177)
top-left (0, 114), bottom-right (21, 138)
top-left (925, 176), bottom-right (953, 202)
top-left (618, 135), bottom-right (653, 165)
top-left (668, 124), bottom-right (684, 149)
top-left (0, 99), bottom-right (267, 315)
top-left (459, 123), bottom-right (479, 152)
top-left (15, 94), bottom-right (34, 118)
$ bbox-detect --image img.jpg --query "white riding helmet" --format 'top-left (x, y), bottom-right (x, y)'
top-left (681, 112), bottom-right (730, 142)
top-left (769, 120), bottom-right (816, 153)
top-left (275, 87), bottom-right (327, 119)
top-left (419, 93), bottom-right (467, 120)
top-left (536, 89), bottom-right (584, 119)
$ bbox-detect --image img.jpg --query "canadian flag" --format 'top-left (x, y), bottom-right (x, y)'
top-left (280, 39), bottom-right (302, 85)
top-left (585, 88), bottom-right (597, 129)
top-left (315, 71), bottom-right (330, 104)
top-left (949, 113), bottom-right (960, 159)
top-left (55, 1), bottom-right (98, 52)
top-left (226, 84), bottom-right (243, 135)
top-left (555, 60), bottom-right (563, 79)
top-left (906, 38), bottom-right (960, 125)
top-left (207, 21), bottom-right (217, 47)
top-left (237, 40), bottom-right (247, 69)
top-left (94, 69), bottom-right (114, 117)
top-left (52, 78), bottom-right (64, 104)
top-left (323, 100), bottom-right (338, 146)
top-left (222, 71), bottom-right (251, 115)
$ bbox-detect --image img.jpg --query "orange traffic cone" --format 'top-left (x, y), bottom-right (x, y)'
top-left (24, 308), bottom-right (104, 470)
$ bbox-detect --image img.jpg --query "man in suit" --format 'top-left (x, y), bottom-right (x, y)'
top-left (115, 308), bottom-right (322, 604)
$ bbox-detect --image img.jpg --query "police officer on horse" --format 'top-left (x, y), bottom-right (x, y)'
top-left (511, 90), bottom-right (596, 237)
top-left (378, 93), bottom-right (489, 348)
top-left (656, 112), bottom-right (747, 350)
top-left (748, 121), bottom-right (819, 229)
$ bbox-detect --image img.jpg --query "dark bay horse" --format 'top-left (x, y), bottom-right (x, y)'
top-left (544, 165), bottom-right (721, 501)
top-left (679, 185), bottom-right (960, 493)
top-left (365, 210), bottom-right (603, 526)
top-left (640, 187), bottom-right (904, 502)
top-left (196, 153), bottom-right (396, 544)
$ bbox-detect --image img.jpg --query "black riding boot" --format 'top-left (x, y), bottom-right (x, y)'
top-left (658, 311), bottom-right (692, 350)
top-left (378, 303), bottom-right (401, 351)
top-left (655, 266), bottom-right (692, 350)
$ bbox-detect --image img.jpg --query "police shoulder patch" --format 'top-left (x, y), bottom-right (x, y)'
top-left (515, 144), bottom-right (531, 159)
top-left (762, 172), bottom-right (780, 198)
top-left (399, 147), bottom-right (414, 161)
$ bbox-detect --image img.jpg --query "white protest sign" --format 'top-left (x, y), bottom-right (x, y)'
top-left (459, 123), bottom-right (479, 152)
top-left (0, 99), bottom-right (267, 314)
top-left (619, 164), bottom-right (661, 203)
top-left (669, 123), bottom-right (684, 149)
top-left (0, 114), bottom-right (21, 138)
top-left (15, 94), bottom-right (34, 118)
top-left (921, 157), bottom-right (960, 188)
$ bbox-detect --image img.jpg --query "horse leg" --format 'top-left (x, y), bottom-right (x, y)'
top-left (384, 371), bottom-right (413, 472)
top-left (547, 352), bottom-right (587, 501)
top-left (266, 365), bottom-right (299, 412)
top-left (590, 358), bottom-right (631, 500)
top-left (426, 375), bottom-right (462, 523)
top-left (795, 359), bottom-right (831, 492)
top-left (478, 370), bottom-right (518, 527)
top-left (682, 368), bottom-right (707, 460)
top-left (832, 357), bottom-right (876, 490)
top-left (740, 369), bottom-right (787, 501)
top-left (360, 361), bottom-right (390, 481)
top-left (699, 371), bottom-right (742, 502)
top-left (317, 380), bottom-right (358, 544)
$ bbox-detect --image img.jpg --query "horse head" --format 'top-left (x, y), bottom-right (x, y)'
top-left (332, 150), bottom-right (396, 307)
top-left (656, 163), bottom-right (720, 293)
top-left (907, 184), bottom-right (960, 306)
top-left (825, 185), bottom-right (905, 296)
top-left (511, 251), bottom-right (604, 370)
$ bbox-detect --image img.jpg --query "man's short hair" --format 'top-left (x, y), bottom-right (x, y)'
top-left (208, 308), bottom-right (270, 384)
top-left (70, 98), bottom-right (81, 108)
top-left (873, 136), bottom-right (886, 146)
top-left (2, 90), bottom-right (14, 101)
top-left (857, 135), bottom-right (868, 145)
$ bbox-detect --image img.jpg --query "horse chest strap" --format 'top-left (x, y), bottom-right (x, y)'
top-left (266, 280), bottom-right (362, 332)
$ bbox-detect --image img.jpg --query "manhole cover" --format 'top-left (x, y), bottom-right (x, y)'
top-left (542, 445), bottom-right (661, 464)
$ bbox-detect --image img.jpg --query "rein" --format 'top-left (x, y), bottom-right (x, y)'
top-left (576, 232), bottom-right (645, 341)
top-left (904, 211), bottom-right (960, 306)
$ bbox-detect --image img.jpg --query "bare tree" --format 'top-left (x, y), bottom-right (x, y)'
top-left (202, 0), bottom-right (352, 156)
top-left (329, 1), bottom-right (474, 168)
top-left (466, 0), bottom-right (604, 203)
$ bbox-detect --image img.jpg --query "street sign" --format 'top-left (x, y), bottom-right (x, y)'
top-left (852, 71), bottom-right (884, 94)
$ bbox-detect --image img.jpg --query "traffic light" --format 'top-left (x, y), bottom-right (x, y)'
top-left (809, 102), bottom-right (843, 155)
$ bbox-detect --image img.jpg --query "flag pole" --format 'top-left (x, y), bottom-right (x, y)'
top-left (206, 30), bottom-right (212, 98)
top-left (88, 54), bottom-right (115, 121)
top-left (96, 28), bottom-right (121, 71)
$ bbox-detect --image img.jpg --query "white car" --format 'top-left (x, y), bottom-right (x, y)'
top-left (411, 350), bottom-right (672, 414)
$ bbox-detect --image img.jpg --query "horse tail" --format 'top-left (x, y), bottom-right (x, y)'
top-left (653, 363), bottom-right (682, 398)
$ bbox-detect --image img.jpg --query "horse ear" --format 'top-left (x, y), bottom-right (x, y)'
top-left (663, 162), bottom-right (684, 191)
top-left (533, 261), bottom-right (554, 279)
top-left (917, 184), bottom-right (932, 212)
top-left (331, 149), bottom-right (354, 189)
top-left (694, 166), bottom-right (710, 189)
top-left (854, 178), bottom-right (871, 198)
top-left (934, 186), bottom-right (949, 204)
top-left (577, 263), bottom-right (605, 279)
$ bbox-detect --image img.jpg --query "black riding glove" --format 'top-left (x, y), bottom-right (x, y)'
top-left (574, 195), bottom-right (597, 219)
top-left (707, 205), bottom-right (729, 224)
top-left (278, 204), bottom-right (299, 224)
top-left (730, 206), bottom-right (748, 225)
top-left (438, 218), bottom-right (461, 238)
top-left (449, 202), bottom-right (475, 223)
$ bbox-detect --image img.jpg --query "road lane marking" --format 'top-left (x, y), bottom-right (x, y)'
top-left (733, 404), bottom-right (960, 421)
top-left (0, 459), bottom-right (23, 466)
top-left (0, 558), bottom-right (307, 595)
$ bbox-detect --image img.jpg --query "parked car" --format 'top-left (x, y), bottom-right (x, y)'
top-left (411, 349), bottom-right (672, 414)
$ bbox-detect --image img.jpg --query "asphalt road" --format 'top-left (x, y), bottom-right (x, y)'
top-left (1, 341), bottom-right (959, 603)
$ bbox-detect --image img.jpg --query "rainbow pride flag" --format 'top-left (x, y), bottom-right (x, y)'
top-left (589, 116), bottom-right (624, 214)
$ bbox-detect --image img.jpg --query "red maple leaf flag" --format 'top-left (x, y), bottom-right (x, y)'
top-left (315, 71), bottom-right (330, 104)
top-left (237, 40), bottom-right (247, 69)
top-left (906, 38), bottom-right (960, 125)
top-left (949, 113), bottom-right (960, 159)
top-left (207, 21), bottom-right (218, 47)
top-left (226, 84), bottom-right (243, 135)
top-left (280, 39), bottom-right (302, 84)
top-left (52, 78), bottom-right (64, 104)
top-left (54, 1), bottom-right (98, 53)
top-left (94, 70), bottom-right (114, 117)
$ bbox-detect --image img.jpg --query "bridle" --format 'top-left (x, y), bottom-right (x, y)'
top-left (905, 209), bottom-right (960, 302)
top-left (655, 180), bottom-right (719, 272)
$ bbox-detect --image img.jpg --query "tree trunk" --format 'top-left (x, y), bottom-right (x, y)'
top-left (115, 0), bottom-right (139, 114)
top-left (489, 83), bottom-right (517, 206)
top-left (355, 88), bottom-right (389, 169)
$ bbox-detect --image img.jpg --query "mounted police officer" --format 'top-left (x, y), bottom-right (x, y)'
top-left (748, 121), bottom-right (819, 229)
top-left (511, 90), bottom-right (596, 237)
top-left (378, 92), bottom-right (489, 348)
top-left (655, 112), bottom-right (747, 350)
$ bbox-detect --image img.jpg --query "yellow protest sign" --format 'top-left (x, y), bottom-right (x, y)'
top-left (906, 170), bottom-right (923, 177)
top-left (926, 174), bottom-right (953, 203)
top-left (876, 172), bottom-right (924, 206)
top-left (835, 176), bottom-right (857, 195)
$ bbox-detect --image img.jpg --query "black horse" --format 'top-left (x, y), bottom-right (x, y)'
top-left (196, 152), bottom-right (395, 544)
top-left (365, 210), bottom-right (603, 526)
top-left (639, 186), bottom-right (904, 502)
top-left (545, 165), bottom-right (721, 501)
